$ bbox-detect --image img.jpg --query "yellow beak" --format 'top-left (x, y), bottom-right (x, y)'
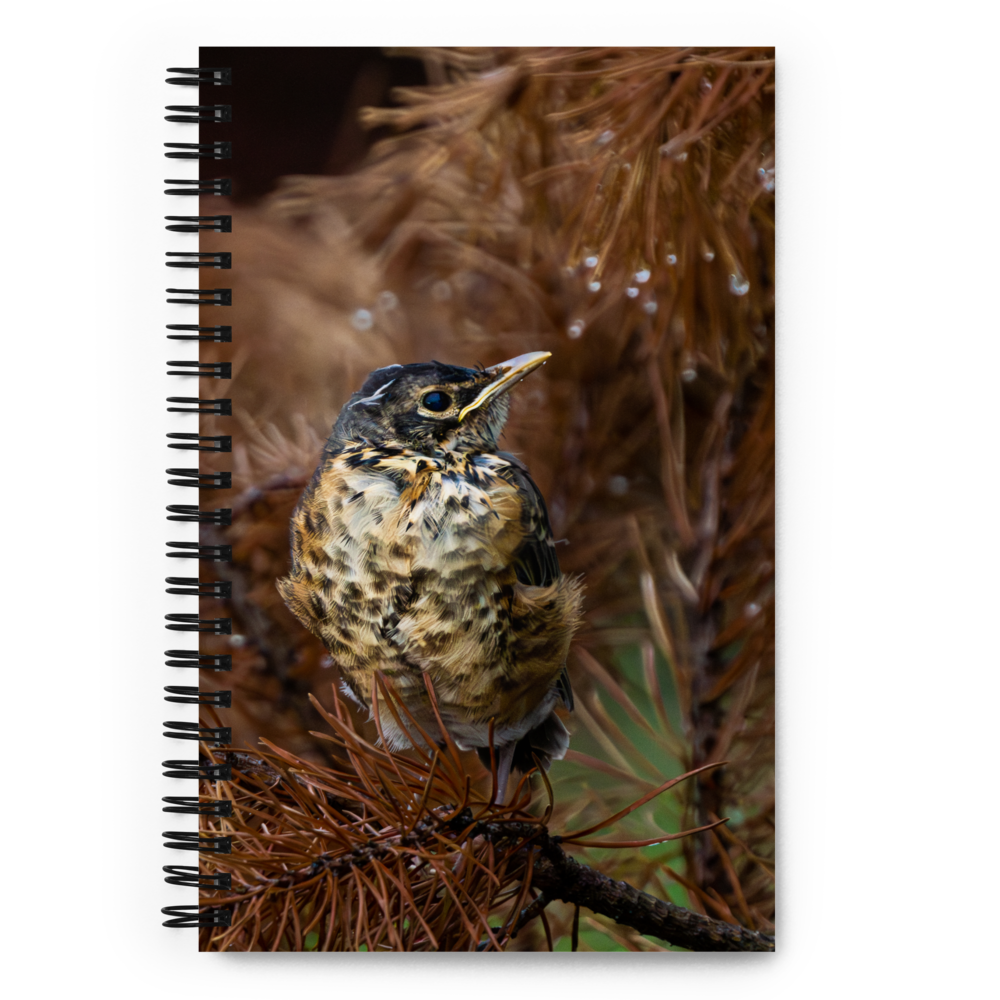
top-left (457, 351), bottom-right (552, 423)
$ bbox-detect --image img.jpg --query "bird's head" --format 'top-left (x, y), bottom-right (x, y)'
top-left (328, 352), bottom-right (551, 454)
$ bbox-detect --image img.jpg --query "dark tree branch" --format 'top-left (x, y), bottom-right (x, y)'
top-left (468, 818), bottom-right (774, 953)
top-left (529, 834), bottom-right (774, 952)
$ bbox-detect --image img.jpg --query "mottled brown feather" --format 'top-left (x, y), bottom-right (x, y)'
top-left (278, 442), bottom-right (582, 761)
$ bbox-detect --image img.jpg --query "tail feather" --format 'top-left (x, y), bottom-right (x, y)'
top-left (512, 711), bottom-right (570, 773)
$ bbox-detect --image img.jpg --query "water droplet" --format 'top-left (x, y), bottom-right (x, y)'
top-left (666, 254), bottom-right (677, 266)
top-left (702, 250), bottom-right (715, 262)
top-left (622, 162), bottom-right (632, 171)
top-left (681, 368), bottom-right (697, 383)
top-left (320, 655), bottom-right (333, 668)
top-left (728, 273), bottom-right (750, 296)
top-left (758, 166), bottom-right (775, 192)
top-left (567, 320), bottom-right (585, 339)
top-left (626, 286), bottom-right (639, 299)
top-left (596, 129), bottom-right (615, 146)
top-left (588, 280), bottom-right (601, 292)
top-left (643, 300), bottom-right (658, 315)
top-left (376, 290), bottom-right (398, 310)
top-left (659, 140), bottom-right (689, 160)
top-left (607, 475), bottom-right (629, 497)
top-left (431, 280), bottom-right (452, 302)
top-left (700, 76), bottom-right (713, 94)
top-left (745, 602), bottom-right (761, 618)
top-left (634, 269), bottom-right (651, 284)
top-left (229, 634), bottom-right (246, 648)
top-left (585, 255), bottom-right (599, 268)
top-left (351, 308), bottom-right (374, 331)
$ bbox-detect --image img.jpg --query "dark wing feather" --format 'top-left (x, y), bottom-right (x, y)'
top-left (495, 453), bottom-right (560, 587)
top-left (496, 453), bottom-right (574, 711)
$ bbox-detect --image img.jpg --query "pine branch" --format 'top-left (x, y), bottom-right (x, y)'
top-left (214, 754), bottom-right (773, 952)
top-left (528, 832), bottom-right (774, 952)
top-left (465, 818), bottom-right (773, 952)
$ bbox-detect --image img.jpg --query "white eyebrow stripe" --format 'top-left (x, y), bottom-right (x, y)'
top-left (350, 378), bottom-right (396, 408)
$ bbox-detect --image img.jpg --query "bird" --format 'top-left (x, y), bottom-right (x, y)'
top-left (278, 352), bottom-right (583, 800)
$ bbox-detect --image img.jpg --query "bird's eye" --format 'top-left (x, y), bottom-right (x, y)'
top-left (421, 391), bottom-right (452, 412)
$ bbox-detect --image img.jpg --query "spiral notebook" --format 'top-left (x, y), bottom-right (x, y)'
top-left (158, 46), bottom-right (775, 953)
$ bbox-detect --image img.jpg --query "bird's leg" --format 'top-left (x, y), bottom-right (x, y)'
top-left (495, 742), bottom-right (516, 804)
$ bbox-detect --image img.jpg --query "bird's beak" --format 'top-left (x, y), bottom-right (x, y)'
top-left (457, 351), bottom-right (552, 423)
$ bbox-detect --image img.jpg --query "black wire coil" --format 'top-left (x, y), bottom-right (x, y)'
top-left (165, 650), bottom-right (232, 671)
top-left (163, 797), bottom-right (234, 817)
top-left (166, 505), bottom-right (233, 525)
top-left (160, 903), bottom-right (233, 930)
top-left (166, 396), bottom-right (232, 414)
top-left (164, 866), bottom-right (233, 889)
top-left (164, 687), bottom-right (233, 708)
top-left (165, 614), bottom-right (232, 635)
top-left (165, 289), bottom-right (232, 307)
top-left (165, 216), bottom-right (232, 233)
top-left (163, 831), bottom-right (232, 854)
top-left (167, 359), bottom-right (232, 376)
top-left (167, 433), bottom-right (233, 452)
top-left (166, 577), bottom-right (232, 597)
top-left (166, 469), bottom-right (232, 489)
top-left (163, 721), bottom-right (232, 746)
top-left (166, 325), bottom-right (232, 343)
top-left (166, 251), bottom-right (232, 269)
top-left (166, 67), bottom-right (231, 86)
top-left (164, 141), bottom-right (232, 160)
top-left (164, 105), bottom-right (232, 123)
top-left (164, 178), bottom-right (232, 197)
top-left (162, 759), bottom-right (232, 781)
top-left (166, 541), bottom-right (232, 561)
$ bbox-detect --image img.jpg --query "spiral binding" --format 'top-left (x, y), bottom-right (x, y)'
top-left (165, 105), bottom-right (232, 123)
top-left (164, 141), bottom-right (232, 159)
top-left (165, 650), bottom-right (232, 671)
top-left (166, 577), bottom-right (232, 597)
top-left (166, 324), bottom-right (233, 342)
top-left (165, 216), bottom-right (232, 233)
top-left (166, 469), bottom-right (231, 489)
top-left (164, 867), bottom-right (233, 889)
top-left (164, 686), bottom-right (233, 707)
top-left (164, 178), bottom-right (232, 197)
top-left (162, 906), bottom-right (233, 928)
top-left (166, 541), bottom-right (232, 560)
top-left (166, 67), bottom-right (232, 86)
top-left (160, 721), bottom-right (233, 747)
top-left (166, 251), bottom-right (232, 269)
top-left (163, 65), bottom-right (234, 929)
top-left (162, 797), bottom-right (234, 816)
top-left (162, 759), bottom-right (232, 780)
top-left (166, 505), bottom-right (232, 525)
top-left (167, 433), bottom-right (233, 452)
top-left (165, 289), bottom-right (232, 307)
top-left (167, 360), bottom-right (232, 378)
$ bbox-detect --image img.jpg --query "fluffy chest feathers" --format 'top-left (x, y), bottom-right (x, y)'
top-left (279, 444), bottom-right (581, 736)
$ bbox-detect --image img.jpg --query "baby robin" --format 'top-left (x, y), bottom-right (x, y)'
top-left (278, 352), bottom-right (582, 800)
